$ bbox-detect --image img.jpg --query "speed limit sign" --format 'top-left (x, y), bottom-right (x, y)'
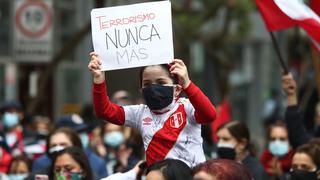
top-left (15, 0), bottom-right (52, 38)
top-left (13, 0), bottom-right (53, 62)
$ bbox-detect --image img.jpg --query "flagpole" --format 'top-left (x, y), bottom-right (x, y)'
top-left (269, 32), bottom-right (289, 74)
top-left (311, 48), bottom-right (320, 97)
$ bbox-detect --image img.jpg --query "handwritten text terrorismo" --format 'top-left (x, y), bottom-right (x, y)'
top-left (96, 13), bottom-right (161, 65)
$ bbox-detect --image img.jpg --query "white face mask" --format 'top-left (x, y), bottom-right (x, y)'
top-left (2, 112), bottom-right (19, 128)
top-left (8, 173), bottom-right (28, 180)
top-left (48, 145), bottom-right (66, 154)
top-left (6, 133), bottom-right (17, 147)
top-left (217, 142), bottom-right (236, 149)
top-left (268, 140), bottom-right (289, 156)
top-left (79, 133), bottom-right (89, 148)
top-left (104, 131), bottom-right (124, 148)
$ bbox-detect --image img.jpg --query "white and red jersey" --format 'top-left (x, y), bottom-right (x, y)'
top-left (93, 81), bottom-right (216, 168)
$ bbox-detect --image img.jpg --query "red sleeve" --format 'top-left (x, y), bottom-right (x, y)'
top-left (184, 81), bottom-right (216, 124)
top-left (93, 81), bottom-right (125, 125)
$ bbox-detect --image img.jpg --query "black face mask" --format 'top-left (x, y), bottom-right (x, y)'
top-left (142, 84), bottom-right (174, 111)
top-left (217, 147), bottom-right (236, 160)
top-left (290, 170), bottom-right (318, 180)
top-left (36, 130), bottom-right (49, 140)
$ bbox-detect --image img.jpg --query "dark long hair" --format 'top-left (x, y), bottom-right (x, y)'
top-left (51, 147), bottom-right (94, 180)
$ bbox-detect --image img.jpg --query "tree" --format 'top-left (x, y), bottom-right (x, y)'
top-left (171, 0), bottom-right (254, 99)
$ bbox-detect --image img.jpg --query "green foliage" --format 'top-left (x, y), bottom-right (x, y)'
top-left (172, 0), bottom-right (255, 41)
top-left (231, 0), bottom-right (255, 37)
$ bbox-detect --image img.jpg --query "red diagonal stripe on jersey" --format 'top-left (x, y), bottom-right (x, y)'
top-left (146, 104), bottom-right (187, 166)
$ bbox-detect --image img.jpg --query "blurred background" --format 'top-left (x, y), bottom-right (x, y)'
top-left (0, 0), bottom-right (319, 152)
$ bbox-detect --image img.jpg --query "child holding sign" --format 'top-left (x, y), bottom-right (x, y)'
top-left (88, 52), bottom-right (216, 168)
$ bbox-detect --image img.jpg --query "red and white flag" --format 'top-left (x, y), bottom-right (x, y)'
top-left (256, 0), bottom-right (320, 47)
top-left (310, 0), bottom-right (320, 52)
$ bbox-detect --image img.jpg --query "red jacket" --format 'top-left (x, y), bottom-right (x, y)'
top-left (260, 148), bottom-right (295, 175)
top-left (0, 148), bottom-right (12, 173)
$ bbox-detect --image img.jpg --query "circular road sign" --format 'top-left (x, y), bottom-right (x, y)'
top-left (15, 0), bottom-right (52, 38)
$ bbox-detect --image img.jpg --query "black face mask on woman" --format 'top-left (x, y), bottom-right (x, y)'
top-left (142, 84), bottom-right (174, 110)
top-left (217, 147), bottom-right (236, 160)
top-left (290, 170), bottom-right (318, 180)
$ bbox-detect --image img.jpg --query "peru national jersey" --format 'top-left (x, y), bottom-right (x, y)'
top-left (93, 81), bottom-right (216, 168)
top-left (123, 98), bottom-right (205, 168)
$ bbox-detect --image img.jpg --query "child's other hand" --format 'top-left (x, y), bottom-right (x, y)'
top-left (169, 59), bottom-right (191, 89)
top-left (88, 52), bottom-right (105, 84)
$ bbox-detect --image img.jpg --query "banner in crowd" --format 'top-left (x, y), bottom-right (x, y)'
top-left (91, 1), bottom-right (174, 71)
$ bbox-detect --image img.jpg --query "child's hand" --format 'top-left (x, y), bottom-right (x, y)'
top-left (169, 59), bottom-right (191, 89)
top-left (88, 52), bottom-right (105, 83)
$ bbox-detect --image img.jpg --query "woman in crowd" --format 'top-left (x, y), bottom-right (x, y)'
top-left (290, 140), bottom-right (320, 180)
top-left (260, 121), bottom-right (295, 179)
top-left (93, 122), bottom-right (137, 174)
top-left (31, 127), bottom-right (106, 179)
top-left (32, 127), bottom-right (84, 173)
top-left (216, 121), bottom-right (268, 180)
top-left (7, 155), bottom-right (32, 180)
top-left (193, 159), bottom-right (252, 180)
top-left (1, 100), bottom-right (28, 156)
top-left (52, 146), bottom-right (94, 180)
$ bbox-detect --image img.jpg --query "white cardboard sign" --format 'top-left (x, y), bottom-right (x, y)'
top-left (91, 1), bottom-right (174, 71)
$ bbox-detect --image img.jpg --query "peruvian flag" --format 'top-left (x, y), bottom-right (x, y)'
top-left (256, 0), bottom-right (320, 46)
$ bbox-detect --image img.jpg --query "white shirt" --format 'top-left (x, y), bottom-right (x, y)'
top-left (123, 98), bottom-right (205, 168)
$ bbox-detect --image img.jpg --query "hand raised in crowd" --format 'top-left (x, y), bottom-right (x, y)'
top-left (169, 59), bottom-right (191, 89)
top-left (281, 73), bottom-right (297, 106)
top-left (115, 144), bottom-right (132, 172)
top-left (267, 157), bottom-right (283, 178)
top-left (88, 52), bottom-right (105, 84)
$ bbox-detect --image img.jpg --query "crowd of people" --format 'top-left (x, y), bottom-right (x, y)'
top-left (0, 53), bottom-right (319, 180)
